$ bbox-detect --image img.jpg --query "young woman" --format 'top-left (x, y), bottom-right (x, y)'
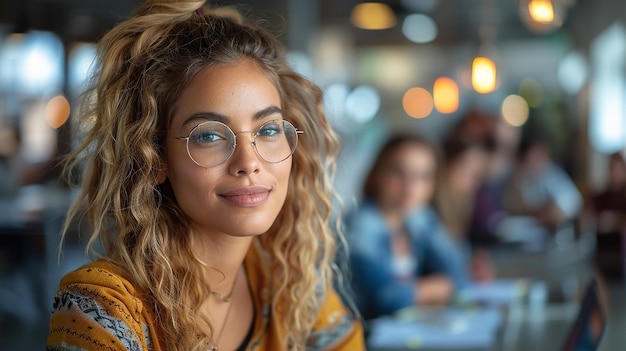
top-left (46, 1), bottom-right (364, 350)
top-left (344, 134), bottom-right (470, 320)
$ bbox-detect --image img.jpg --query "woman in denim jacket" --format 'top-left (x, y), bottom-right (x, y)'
top-left (345, 134), bottom-right (470, 320)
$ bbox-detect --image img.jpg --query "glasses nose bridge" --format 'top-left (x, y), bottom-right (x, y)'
top-left (232, 129), bottom-right (258, 152)
top-left (234, 129), bottom-right (257, 141)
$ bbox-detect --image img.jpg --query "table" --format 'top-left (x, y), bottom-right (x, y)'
top-left (367, 239), bottom-right (626, 351)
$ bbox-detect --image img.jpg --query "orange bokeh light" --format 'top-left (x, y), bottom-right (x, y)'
top-left (45, 95), bottom-right (71, 129)
top-left (433, 77), bottom-right (459, 114)
top-left (350, 2), bottom-right (397, 30)
top-left (402, 87), bottom-right (433, 119)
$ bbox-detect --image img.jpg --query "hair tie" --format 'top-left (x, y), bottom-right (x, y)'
top-left (196, 7), bottom-right (205, 16)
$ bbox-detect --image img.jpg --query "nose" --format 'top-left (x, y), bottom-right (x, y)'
top-left (228, 132), bottom-right (261, 175)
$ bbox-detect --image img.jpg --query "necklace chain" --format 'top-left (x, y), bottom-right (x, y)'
top-left (209, 271), bottom-right (238, 351)
top-left (211, 271), bottom-right (238, 303)
top-left (211, 290), bottom-right (233, 303)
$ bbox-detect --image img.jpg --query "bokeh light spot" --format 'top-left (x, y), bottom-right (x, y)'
top-left (403, 87), bottom-right (433, 119)
top-left (433, 77), bottom-right (459, 114)
top-left (501, 94), bottom-right (529, 127)
top-left (402, 14), bottom-right (437, 43)
top-left (350, 3), bottom-right (397, 30)
top-left (45, 95), bottom-right (71, 129)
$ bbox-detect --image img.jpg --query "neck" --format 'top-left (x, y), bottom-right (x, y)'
top-left (192, 231), bottom-right (254, 294)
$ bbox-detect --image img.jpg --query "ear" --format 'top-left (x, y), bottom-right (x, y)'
top-left (156, 164), bottom-right (167, 185)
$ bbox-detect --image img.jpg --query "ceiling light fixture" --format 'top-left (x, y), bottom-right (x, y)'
top-left (528, 0), bottom-right (555, 23)
top-left (471, 0), bottom-right (498, 94)
top-left (518, 0), bottom-right (572, 34)
top-left (472, 57), bottom-right (497, 94)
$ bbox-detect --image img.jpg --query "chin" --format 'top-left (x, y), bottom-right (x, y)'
top-left (232, 227), bottom-right (272, 237)
top-left (225, 217), bottom-right (276, 237)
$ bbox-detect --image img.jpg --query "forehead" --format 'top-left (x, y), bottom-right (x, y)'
top-left (383, 143), bottom-right (435, 172)
top-left (171, 59), bottom-right (281, 127)
top-left (389, 143), bottom-right (433, 161)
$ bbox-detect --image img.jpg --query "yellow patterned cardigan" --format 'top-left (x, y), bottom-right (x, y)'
top-left (46, 242), bottom-right (365, 351)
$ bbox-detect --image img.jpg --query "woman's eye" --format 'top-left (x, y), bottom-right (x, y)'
top-left (191, 130), bottom-right (225, 144)
top-left (257, 122), bottom-right (283, 138)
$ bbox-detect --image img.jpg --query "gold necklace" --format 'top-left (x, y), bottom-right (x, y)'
top-left (211, 270), bottom-right (238, 303)
top-left (209, 272), bottom-right (238, 351)
top-left (209, 300), bottom-right (233, 351)
top-left (211, 290), bottom-right (233, 303)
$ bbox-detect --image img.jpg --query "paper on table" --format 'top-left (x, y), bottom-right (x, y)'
top-left (456, 279), bottom-right (531, 306)
top-left (368, 306), bottom-right (503, 349)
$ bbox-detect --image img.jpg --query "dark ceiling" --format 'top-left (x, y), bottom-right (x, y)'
top-left (0, 0), bottom-right (624, 50)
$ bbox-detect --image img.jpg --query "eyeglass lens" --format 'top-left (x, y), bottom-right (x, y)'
top-left (186, 120), bottom-right (299, 168)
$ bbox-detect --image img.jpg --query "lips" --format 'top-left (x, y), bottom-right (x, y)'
top-left (219, 186), bottom-right (271, 207)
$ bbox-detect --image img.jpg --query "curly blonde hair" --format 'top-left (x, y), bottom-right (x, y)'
top-left (62, 1), bottom-right (343, 349)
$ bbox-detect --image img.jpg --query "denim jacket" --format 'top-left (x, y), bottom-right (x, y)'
top-left (344, 200), bottom-right (469, 319)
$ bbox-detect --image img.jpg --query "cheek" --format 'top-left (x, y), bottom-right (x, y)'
top-left (169, 170), bottom-right (215, 210)
top-left (388, 181), bottom-right (415, 207)
top-left (166, 150), bottom-right (215, 201)
top-left (275, 159), bottom-right (293, 195)
top-left (381, 179), bottom-right (404, 200)
top-left (382, 174), bottom-right (402, 189)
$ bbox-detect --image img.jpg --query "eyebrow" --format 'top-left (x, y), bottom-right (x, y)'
top-left (181, 105), bottom-right (283, 129)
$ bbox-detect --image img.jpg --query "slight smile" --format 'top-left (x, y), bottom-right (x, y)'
top-left (219, 186), bottom-right (271, 207)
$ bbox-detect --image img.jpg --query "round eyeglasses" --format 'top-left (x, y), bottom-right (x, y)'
top-left (175, 119), bottom-right (303, 168)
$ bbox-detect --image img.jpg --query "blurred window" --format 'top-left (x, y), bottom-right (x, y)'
top-left (589, 22), bottom-right (626, 154)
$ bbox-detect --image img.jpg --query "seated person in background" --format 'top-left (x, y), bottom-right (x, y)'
top-left (503, 133), bottom-right (583, 234)
top-left (589, 151), bottom-right (626, 235)
top-left (0, 130), bottom-right (19, 200)
top-left (582, 152), bottom-right (626, 280)
top-left (344, 134), bottom-right (470, 320)
top-left (466, 113), bottom-right (522, 247)
top-left (435, 131), bottom-right (497, 283)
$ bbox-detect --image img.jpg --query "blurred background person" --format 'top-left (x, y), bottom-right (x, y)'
top-left (589, 151), bottom-right (626, 236)
top-left (435, 118), bottom-right (497, 283)
top-left (582, 151), bottom-right (626, 281)
top-left (0, 128), bottom-right (20, 202)
top-left (0, 0), bottom-right (625, 348)
top-left (344, 134), bottom-right (470, 320)
top-left (467, 112), bottom-right (522, 247)
top-left (503, 131), bottom-right (583, 236)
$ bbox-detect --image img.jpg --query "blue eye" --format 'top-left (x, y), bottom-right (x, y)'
top-left (190, 129), bottom-right (227, 145)
top-left (257, 122), bottom-right (283, 139)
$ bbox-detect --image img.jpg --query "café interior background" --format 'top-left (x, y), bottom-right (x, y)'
top-left (1, 0), bottom-right (625, 208)
top-left (0, 0), bottom-right (625, 349)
